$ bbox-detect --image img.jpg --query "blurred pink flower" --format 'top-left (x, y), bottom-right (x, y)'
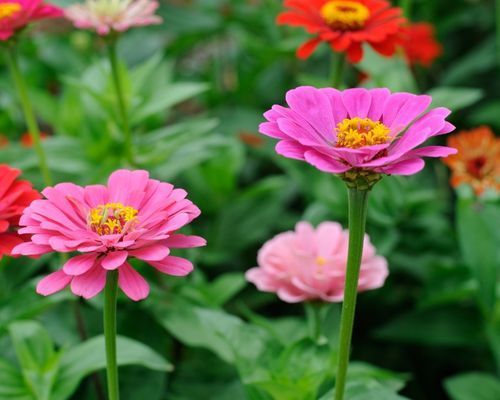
top-left (246, 221), bottom-right (388, 303)
top-left (65, 0), bottom-right (162, 35)
top-left (260, 87), bottom-right (457, 176)
top-left (13, 169), bottom-right (205, 301)
top-left (0, 0), bottom-right (63, 41)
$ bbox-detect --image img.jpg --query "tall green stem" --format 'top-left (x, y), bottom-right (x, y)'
top-left (330, 52), bottom-right (346, 89)
top-left (5, 46), bottom-right (52, 186)
top-left (334, 188), bottom-right (369, 400)
top-left (104, 270), bottom-right (119, 400)
top-left (107, 40), bottom-right (134, 165)
top-left (400, 0), bottom-right (412, 19)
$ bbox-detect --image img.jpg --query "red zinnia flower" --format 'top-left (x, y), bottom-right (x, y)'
top-left (277, 0), bottom-right (405, 63)
top-left (400, 22), bottom-right (442, 67)
top-left (0, 164), bottom-right (40, 259)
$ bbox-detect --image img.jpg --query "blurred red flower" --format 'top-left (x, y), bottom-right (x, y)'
top-left (400, 22), bottom-right (442, 67)
top-left (0, 134), bottom-right (8, 148)
top-left (20, 131), bottom-right (48, 148)
top-left (0, 164), bottom-right (40, 259)
top-left (277, 0), bottom-right (405, 63)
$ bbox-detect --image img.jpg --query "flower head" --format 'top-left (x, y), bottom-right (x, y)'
top-left (246, 221), bottom-right (388, 303)
top-left (260, 86), bottom-right (457, 182)
top-left (65, 0), bottom-right (162, 36)
top-left (0, 0), bottom-right (63, 41)
top-left (443, 127), bottom-right (500, 195)
top-left (0, 164), bottom-right (40, 259)
top-left (13, 169), bottom-right (206, 301)
top-left (400, 22), bottom-right (442, 67)
top-left (277, 0), bottom-right (405, 63)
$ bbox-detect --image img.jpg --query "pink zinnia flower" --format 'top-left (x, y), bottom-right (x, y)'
top-left (65, 0), bottom-right (162, 36)
top-left (246, 221), bottom-right (388, 303)
top-left (12, 169), bottom-right (205, 301)
top-left (0, 0), bottom-right (63, 41)
top-left (0, 164), bottom-right (40, 259)
top-left (260, 87), bottom-right (457, 176)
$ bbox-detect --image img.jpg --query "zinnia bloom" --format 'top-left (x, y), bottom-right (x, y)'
top-left (246, 221), bottom-right (388, 303)
top-left (0, 164), bottom-right (40, 259)
top-left (400, 22), bottom-right (442, 67)
top-left (65, 0), bottom-right (162, 36)
top-left (12, 169), bottom-right (205, 301)
top-left (443, 126), bottom-right (500, 195)
top-left (277, 0), bottom-right (405, 63)
top-left (260, 86), bottom-right (457, 178)
top-left (0, 0), bottom-right (63, 41)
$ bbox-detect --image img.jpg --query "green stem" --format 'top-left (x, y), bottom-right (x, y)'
top-left (330, 52), bottom-right (346, 89)
top-left (104, 270), bottom-right (120, 400)
top-left (107, 40), bottom-right (134, 165)
top-left (496, 0), bottom-right (500, 65)
top-left (400, 0), bottom-right (412, 19)
top-left (305, 302), bottom-right (323, 343)
top-left (4, 46), bottom-right (52, 186)
top-left (334, 188), bottom-right (369, 400)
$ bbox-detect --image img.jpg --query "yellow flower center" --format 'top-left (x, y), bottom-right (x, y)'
top-left (0, 2), bottom-right (22, 20)
top-left (88, 202), bottom-right (138, 236)
top-left (335, 118), bottom-right (391, 149)
top-left (316, 256), bottom-right (327, 266)
top-left (320, 1), bottom-right (370, 30)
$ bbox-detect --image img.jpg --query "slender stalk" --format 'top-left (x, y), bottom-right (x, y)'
top-left (4, 46), bottom-right (52, 186)
top-left (107, 40), bottom-right (134, 165)
top-left (305, 302), bottom-right (323, 343)
top-left (496, 0), bottom-right (500, 65)
top-left (334, 188), bottom-right (369, 400)
top-left (104, 270), bottom-right (120, 400)
top-left (330, 52), bottom-right (346, 89)
top-left (400, 0), bottom-right (412, 19)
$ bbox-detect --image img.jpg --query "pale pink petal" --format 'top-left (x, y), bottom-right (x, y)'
top-left (150, 256), bottom-right (194, 276)
top-left (63, 253), bottom-right (98, 276)
top-left (71, 265), bottom-right (107, 299)
top-left (129, 244), bottom-right (169, 261)
top-left (378, 158), bottom-right (426, 175)
top-left (163, 234), bottom-right (206, 249)
top-left (101, 251), bottom-right (128, 270)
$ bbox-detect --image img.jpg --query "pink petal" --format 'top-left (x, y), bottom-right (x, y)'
top-left (275, 140), bottom-right (307, 160)
top-left (101, 251), bottom-right (128, 270)
top-left (12, 242), bottom-right (51, 256)
top-left (36, 270), bottom-right (72, 296)
top-left (63, 253), bottom-right (98, 276)
top-left (129, 244), bottom-right (169, 261)
top-left (118, 263), bottom-right (150, 301)
top-left (406, 145), bottom-right (457, 158)
top-left (304, 150), bottom-right (351, 173)
top-left (150, 256), bottom-right (194, 276)
top-left (163, 234), bottom-right (206, 249)
top-left (342, 88), bottom-right (372, 118)
top-left (70, 265), bottom-right (107, 299)
top-left (107, 169), bottom-right (149, 205)
top-left (378, 158), bottom-right (426, 175)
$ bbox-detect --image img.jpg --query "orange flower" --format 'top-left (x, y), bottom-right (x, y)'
top-left (20, 132), bottom-right (48, 148)
top-left (277, 0), bottom-right (405, 63)
top-left (0, 134), bottom-right (8, 148)
top-left (443, 127), bottom-right (500, 195)
top-left (400, 22), bottom-right (442, 67)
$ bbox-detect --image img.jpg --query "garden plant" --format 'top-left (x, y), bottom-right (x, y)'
top-left (0, 1), bottom-right (499, 400)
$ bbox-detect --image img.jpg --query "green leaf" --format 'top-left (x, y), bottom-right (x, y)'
top-left (0, 359), bottom-right (32, 400)
top-left (428, 87), bottom-right (484, 111)
top-left (456, 197), bottom-right (500, 315)
top-left (445, 373), bottom-right (500, 400)
top-left (8, 321), bottom-right (60, 400)
top-left (52, 335), bottom-right (173, 400)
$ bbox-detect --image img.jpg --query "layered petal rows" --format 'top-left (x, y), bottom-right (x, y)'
top-left (13, 169), bottom-right (205, 301)
top-left (260, 86), bottom-right (457, 176)
top-left (246, 221), bottom-right (388, 302)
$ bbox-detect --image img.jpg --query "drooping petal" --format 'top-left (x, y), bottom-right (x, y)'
top-left (63, 253), bottom-right (98, 275)
top-left (118, 263), bottom-right (150, 301)
top-left (36, 270), bottom-right (72, 296)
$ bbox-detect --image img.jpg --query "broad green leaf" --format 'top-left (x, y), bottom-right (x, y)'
top-left (428, 87), bottom-right (483, 111)
top-left (445, 373), bottom-right (500, 400)
top-left (51, 335), bottom-right (173, 400)
top-left (0, 359), bottom-right (32, 400)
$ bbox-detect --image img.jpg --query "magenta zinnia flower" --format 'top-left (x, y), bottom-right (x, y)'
top-left (65, 0), bottom-right (162, 36)
top-left (12, 169), bottom-right (205, 301)
top-left (246, 221), bottom-right (388, 303)
top-left (260, 87), bottom-right (457, 177)
top-left (0, 0), bottom-right (63, 41)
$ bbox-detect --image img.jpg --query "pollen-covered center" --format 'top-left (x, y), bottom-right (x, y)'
top-left (335, 117), bottom-right (390, 149)
top-left (88, 202), bottom-right (138, 235)
top-left (0, 2), bottom-right (22, 20)
top-left (320, 1), bottom-right (370, 30)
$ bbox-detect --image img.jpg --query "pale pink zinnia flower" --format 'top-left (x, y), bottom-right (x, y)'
top-left (12, 169), bottom-right (205, 301)
top-left (65, 0), bottom-right (162, 36)
top-left (260, 87), bottom-right (457, 176)
top-left (246, 221), bottom-right (388, 303)
top-left (0, 0), bottom-right (63, 41)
